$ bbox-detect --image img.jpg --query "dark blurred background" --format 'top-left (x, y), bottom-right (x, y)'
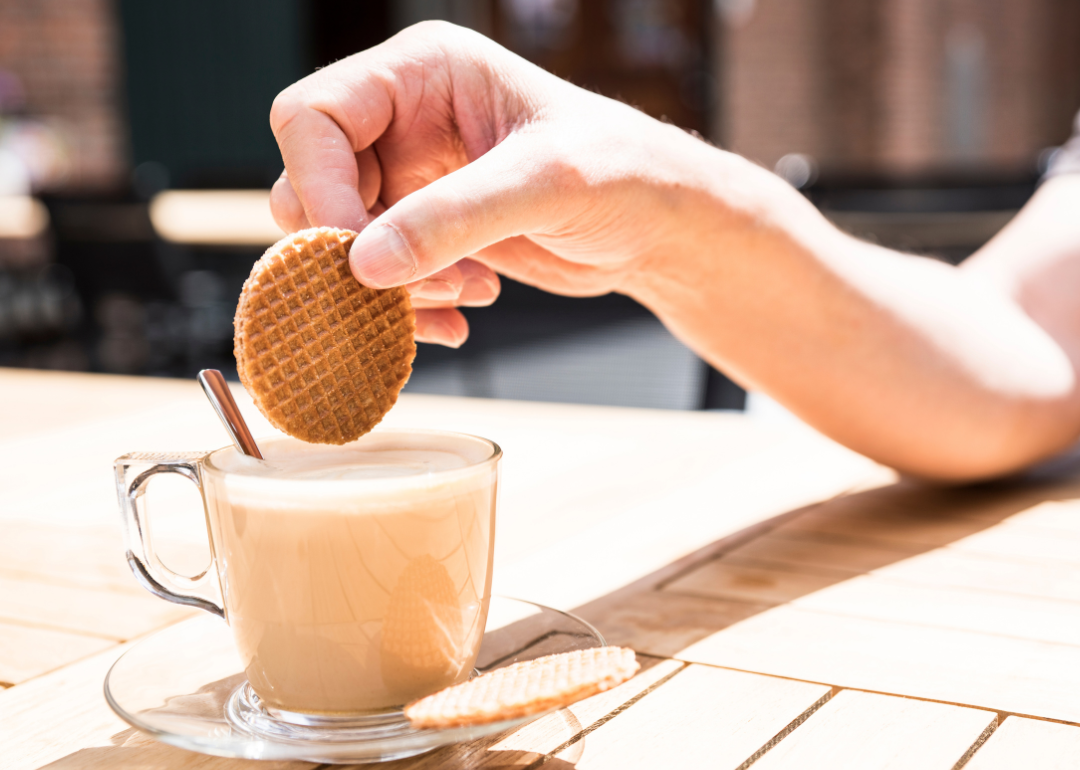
top-left (0, 0), bottom-right (1078, 411)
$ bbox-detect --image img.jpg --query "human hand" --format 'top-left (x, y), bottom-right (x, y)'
top-left (269, 22), bottom-right (1080, 482)
top-left (269, 21), bottom-right (709, 346)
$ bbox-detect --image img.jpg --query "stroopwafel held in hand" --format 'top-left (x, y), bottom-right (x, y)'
top-left (233, 227), bottom-right (416, 445)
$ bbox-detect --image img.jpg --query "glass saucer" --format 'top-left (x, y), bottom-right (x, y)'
top-left (104, 596), bottom-right (605, 764)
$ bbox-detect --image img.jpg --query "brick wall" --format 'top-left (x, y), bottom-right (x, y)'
top-left (717, 0), bottom-right (1080, 176)
top-left (0, 0), bottom-right (127, 191)
top-left (1, 0), bottom-right (1075, 190)
top-left (720, 0), bottom-right (823, 168)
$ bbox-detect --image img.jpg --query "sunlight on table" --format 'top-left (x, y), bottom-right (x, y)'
top-left (149, 190), bottom-right (282, 246)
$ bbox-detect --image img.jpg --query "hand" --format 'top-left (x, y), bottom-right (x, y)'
top-left (269, 21), bottom-right (708, 346)
top-left (267, 23), bottom-right (1080, 481)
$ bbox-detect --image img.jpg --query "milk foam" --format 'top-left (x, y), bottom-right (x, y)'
top-left (205, 431), bottom-right (498, 508)
top-left (226, 449), bottom-right (469, 480)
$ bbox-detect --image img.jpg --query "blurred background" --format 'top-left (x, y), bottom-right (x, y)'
top-left (0, 0), bottom-right (1078, 412)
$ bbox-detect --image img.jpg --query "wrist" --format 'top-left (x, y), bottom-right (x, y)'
top-left (618, 137), bottom-right (811, 301)
top-left (616, 131), bottom-right (847, 387)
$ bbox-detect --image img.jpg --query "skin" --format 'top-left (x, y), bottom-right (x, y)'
top-left (269, 21), bottom-right (1080, 482)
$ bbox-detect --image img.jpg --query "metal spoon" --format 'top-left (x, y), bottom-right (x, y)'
top-left (197, 369), bottom-right (264, 459)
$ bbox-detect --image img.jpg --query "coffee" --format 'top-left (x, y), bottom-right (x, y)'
top-left (200, 432), bottom-right (498, 714)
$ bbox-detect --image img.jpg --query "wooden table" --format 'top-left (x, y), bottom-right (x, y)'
top-left (4, 368), bottom-right (1080, 769)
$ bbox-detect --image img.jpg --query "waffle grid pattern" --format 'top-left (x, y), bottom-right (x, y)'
top-left (234, 227), bottom-right (416, 444)
top-left (404, 646), bottom-right (639, 729)
top-left (381, 555), bottom-right (466, 689)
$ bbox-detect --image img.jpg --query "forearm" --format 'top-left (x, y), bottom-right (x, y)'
top-left (273, 21), bottom-right (1080, 478)
top-left (623, 139), bottom-right (1080, 480)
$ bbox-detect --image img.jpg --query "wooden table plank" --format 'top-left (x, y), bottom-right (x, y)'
top-left (550, 664), bottom-right (831, 769)
top-left (579, 589), bottom-right (774, 658)
top-left (1002, 500), bottom-right (1080, 534)
top-left (965, 716), bottom-right (1080, 770)
top-left (377, 658), bottom-right (684, 769)
top-left (0, 399), bottom-right (250, 529)
top-left (0, 634), bottom-right (315, 770)
top-left (0, 368), bottom-right (201, 439)
top-left (149, 190), bottom-right (283, 246)
top-left (669, 524), bottom-right (1080, 610)
top-left (771, 478), bottom-right (1080, 536)
top-left (668, 561), bottom-right (1080, 648)
top-left (490, 430), bottom-right (880, 611)
top-left (750, 690), bottom-right (995, 770)
top-left (480, 658), bottom-right (683, 764)
top-left (875, 549), bottom-right (1080, 604)
top-left (777, 506), bottom-right (1004, 547)
top-left (949, 525), bottom-right (1080, 566)
top-left (0, 574), bottom-right (193, 641)
top-left (721, 531), bottom-right (922, 575)
top-left (675, 604), bottom-right (1080, 722)
top-left (0, 620), bottom-right (114, 686)
top-left (666, 558), bottom-right (845, 604)
top-left (0, 522), bottom-right (146, 595)
top-left (790, 575), bottom-right (1080, 647)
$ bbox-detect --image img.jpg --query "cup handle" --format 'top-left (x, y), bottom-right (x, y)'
top-left (114, 452), bottom-right (225, 619)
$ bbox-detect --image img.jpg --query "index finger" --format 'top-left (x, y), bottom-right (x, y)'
top-left (269, 59), bottom-right (395, 231)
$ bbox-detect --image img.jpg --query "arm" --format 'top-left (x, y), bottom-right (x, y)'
top-left (269, 22), bottom-right (1080, 481)
top-left (625, 154), bottom-right (1080, 481)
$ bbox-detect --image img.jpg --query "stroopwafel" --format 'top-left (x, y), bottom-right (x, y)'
top-left (234, 227), bottom-right (415, 444)
top-left (404, 646), bottom-right (639, 729)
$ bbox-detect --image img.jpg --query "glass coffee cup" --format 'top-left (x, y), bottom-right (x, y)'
top-left (114, 429), bottom-right (500, 731)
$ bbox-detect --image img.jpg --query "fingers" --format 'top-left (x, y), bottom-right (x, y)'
top-left (270, 144), bottom-right (384, 234)
top-left (408, 258), bottom-right (498, 347)
top-left (271, 92), bottom-right (379, 231)
top-left (470, 236), bottom-right (619, 297)
top-left (356, 147), bottom-right (382, 212)
top-left (271, 148), bottom-right (383, 234)
top-left (270, 23), bottom-right (509, 234)
top-left (270, 172), bottom-right (311, 232)
top-left (350, 133), bottom-right (572, 287)
top-left (409, 263), bottom-right (463, 301)
top-left (414, 308), bottom-right (469, 347)
top-left (270, 51), bottom-right (401, 231)
top-left (407, 259), bottom-right (501, 307)
top-left (272, 24), bottom-right (562, 288)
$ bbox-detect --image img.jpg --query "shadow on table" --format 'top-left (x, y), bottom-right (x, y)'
top-left (574, 451), bottom-right (1080, 658)
top-left (36, 452), bottom-right (1080, 769)
top-left (37, 723), bottom-right (584, 770)
top-left (39, 732), bottom-right (581, 770)
top-left (37, 727), bottom-right (304, 769)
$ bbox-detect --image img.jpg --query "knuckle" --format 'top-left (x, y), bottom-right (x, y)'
top-left (397, 19), bottom-right (488, 53)
top-left (269, 86), bottom-right (305, 136)
top-left (536, 145), bottom-right (584, 195)
top-left (268, 187), bottom-right (286, 215)
top-left (392, 221), bottom-right (430, 269)
top-left (269, 173), bottom-right (291, 195)
top-left (268, 186), bottom-right (297, 219)
top-left (403, 19), bottom-right (459, 38)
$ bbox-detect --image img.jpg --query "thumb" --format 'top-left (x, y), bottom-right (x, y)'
top-left (349, 134), bottom-right (566, 287)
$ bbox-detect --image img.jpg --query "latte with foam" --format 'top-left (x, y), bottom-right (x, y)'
top-left (201, 431), bottom-right (499, 714)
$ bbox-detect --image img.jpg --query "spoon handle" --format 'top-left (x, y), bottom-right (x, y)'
top-left (197, 369), bottom-right (264, 459)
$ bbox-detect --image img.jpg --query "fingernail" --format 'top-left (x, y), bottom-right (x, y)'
top-left (458, 274), bottom-right (499, 306)
top-left (413, 279), bottom-right (459, 300)
top-left (352, 224), bottom-right (416, 287)
top-left (425, 321), bottom-right (463, 348)
top-left (467, 273), bottom-right (500, 295)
